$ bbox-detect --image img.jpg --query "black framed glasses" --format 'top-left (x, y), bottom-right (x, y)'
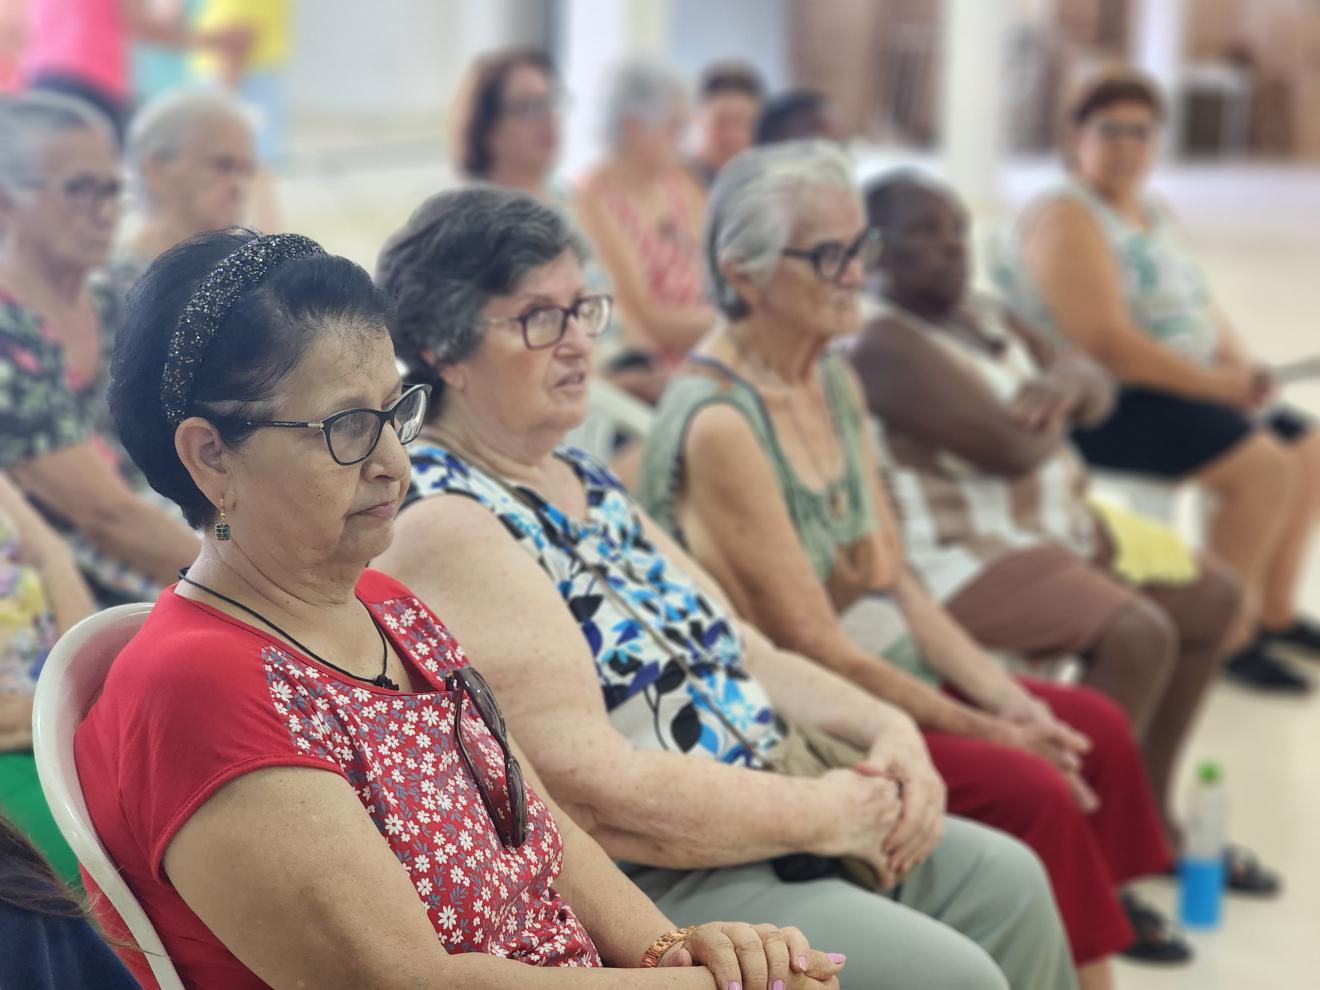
top-left (485, 293), bottom-right (613, 350)
top-left (501, 91), bottom-right (569, 120)
top-left (239, 383), bottom-right (431, 466)
top-left (1094, 120), bottom-right (1156, 144)
top-left (781, 227), bottom-right (883, 282)
top-left (25, 173), bottom-right (124, 211)
top-left (446, 665), bottom-right (528, 849)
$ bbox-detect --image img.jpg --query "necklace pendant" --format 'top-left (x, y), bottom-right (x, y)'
top-left (374, 673), bottom-right (401, 691)
top-left (829, 486), bottom-right (848, 520)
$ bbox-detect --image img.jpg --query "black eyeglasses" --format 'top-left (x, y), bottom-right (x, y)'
top-left (501, 92), bottom-right (568, 120)
top-left (485, 293), bottom-right (613, 350)
top-left (781, 228), bottom-right (883, 282)
top-left (238, 383), bottom-right (431, 466)
top-left (1095, 120), bottom-right (1155, 143)
top-left (26, 174), bottom-right (124, 211)
top-left (446, 665), bottom-right (528, 849)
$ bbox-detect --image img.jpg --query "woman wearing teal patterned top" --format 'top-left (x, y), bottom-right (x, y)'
top-left (997, 69), bottom-right (1320, 694)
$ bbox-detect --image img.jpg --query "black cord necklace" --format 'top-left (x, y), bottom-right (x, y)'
top-left (177, 569), bottom-right (400, 691)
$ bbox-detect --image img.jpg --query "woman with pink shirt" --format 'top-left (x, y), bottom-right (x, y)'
top-left (22, 0), bottom-right (250, 140)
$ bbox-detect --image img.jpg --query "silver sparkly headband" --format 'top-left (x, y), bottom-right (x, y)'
top-left (161, 233), bottom-right (327, 425)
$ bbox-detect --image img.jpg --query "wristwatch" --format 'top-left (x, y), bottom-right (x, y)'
top-left (641, 926), bottom-right (695, 968)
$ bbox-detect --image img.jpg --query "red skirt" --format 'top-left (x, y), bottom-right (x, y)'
top-left (925, 678), bottom-right (1172, 965)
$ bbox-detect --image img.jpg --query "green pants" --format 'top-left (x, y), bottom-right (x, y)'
top-left (0, 749), bottom-right (81, 888)
top-left (625, 816), bottom-right (1075, 990)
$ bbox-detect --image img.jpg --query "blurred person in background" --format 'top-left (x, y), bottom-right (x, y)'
top-left (452, 47), bottom-right (563, 201)
top-left (638, 142), bottom-right (1188, 987)
top-left (577, 59), bottom-right (718, 375)
top-left (0, 93), bottom-right (199, 603)
top-left (451, 47), bottom-right (660, 462)
top-left (376, 184), bottom-right (1077, 990)
top-left (755, 89), bottom-right (844, 146)
top-left (0, 816), bottom-right (139, 989)
top-left (96, 87), bottom-right (256, 304)
top-left (997, 68), bottom-right (1320, 694)
top-left (859, 173), bottom-right (1278, 904)
top-left (687, 61), bottom-right (764, 188)
top-left (189, 0), bottom-right (290, 231)
top-left (0, 0), bottom-right (22, 93)
top-left (0, 473), bottom-right (95, 888)
top-left (20, 0), bottom-right (253, 142)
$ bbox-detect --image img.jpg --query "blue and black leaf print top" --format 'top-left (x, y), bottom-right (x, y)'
top-left (407, 443), bottom-right (784, 765)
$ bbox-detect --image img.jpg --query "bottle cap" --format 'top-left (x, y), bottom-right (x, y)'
top-left (1198, 761), bottom-right (1223, 785)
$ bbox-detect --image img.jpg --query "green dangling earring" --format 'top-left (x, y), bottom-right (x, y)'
top-left (215, 496), bottom-right (231, 541)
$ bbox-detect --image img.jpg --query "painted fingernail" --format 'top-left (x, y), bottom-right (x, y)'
top-left (728, 983), bottom-right (741, 990)
top-left (774, 982), bottom-right (785, 990)
top-left (797, 955), bottom-right (808, 970)
top-left (828, 953), bottom-right (847, 964)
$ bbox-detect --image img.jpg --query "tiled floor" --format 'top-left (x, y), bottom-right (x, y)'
top-left (273, 150), bottom-right (1320, 989)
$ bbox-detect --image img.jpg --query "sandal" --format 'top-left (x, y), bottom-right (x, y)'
top-left (1119, 891), bottom-right (1193, 964)
top-left (1225, 844), bottom-right (1281, 897)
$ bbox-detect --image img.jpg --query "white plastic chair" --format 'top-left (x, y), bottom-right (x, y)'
top-left (565, 375), bottom-right (658, 463)
top-left (31, 603), bottom-right (186, 990)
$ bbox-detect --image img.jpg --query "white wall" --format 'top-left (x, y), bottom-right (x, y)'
top-left (287, 0), bottom-right (550, 124)
top-left (667, 0), bottom-right (790, 91)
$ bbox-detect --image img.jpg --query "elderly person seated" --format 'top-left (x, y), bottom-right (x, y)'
top-left (857, 172), bottom-right (1278, 897)
top-left (754, 89), bottom-right (843, 146)
top-left (635, 142), bottom-right (1186, 987)
top-left (687, 62), bottom-right (764, 188)
top-left (0, 474), bottom-right (95, 887)
top-left (374, 185), bottom-right (1075, 990)
top-left (98, 87), bottom-right (257, 299)
top-left (0, 815), bottom-right (138, 989)
top-left (0, 93), bottom-right (199, 603)
top-left (996, 69), bottom-right (1320, 693)
top-left (576, 59), bottom-right (718, 369)
top-left (76, 228), bottom-right (839, 990)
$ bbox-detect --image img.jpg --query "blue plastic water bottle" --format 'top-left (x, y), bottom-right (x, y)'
top-left (1178, 761), bottom-right (1227, 929)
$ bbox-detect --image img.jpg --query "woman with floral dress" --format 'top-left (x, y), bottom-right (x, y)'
top-left (0, 473), bottom-right (95, 886)
top-left (0, 92), bottom-right (198, 604)
top-left (77, 226), bottom-right (841, 990)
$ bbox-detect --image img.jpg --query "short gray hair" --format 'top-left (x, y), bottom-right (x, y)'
top-left (602, 59), bottom-right (688, 148)
top-left (706, 140), bottom-right (858, 319)
top-left (0, 92), bottom-right (115, 199)
top-left (125, 88), bottom-right (253, 203)
top-left (376, 185), bottom-right (587, 406)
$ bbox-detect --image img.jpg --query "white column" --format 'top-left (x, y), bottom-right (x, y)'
top-left (937, 0), bottom-right (1011, 213)
top-left (1131, 0), bottom-right (1188, 157)
top-left (557, 0), bottom-right (673, 175)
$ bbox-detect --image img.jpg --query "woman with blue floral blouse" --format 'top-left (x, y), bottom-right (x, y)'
top-left (376, 185), bottom-right (1077, 990)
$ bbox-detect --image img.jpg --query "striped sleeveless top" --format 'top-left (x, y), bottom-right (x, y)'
top-left (875, 295), bottom-right (1097, 602)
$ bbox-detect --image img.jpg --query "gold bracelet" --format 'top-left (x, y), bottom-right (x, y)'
top-left (640, 926), bottom-right (694, 968)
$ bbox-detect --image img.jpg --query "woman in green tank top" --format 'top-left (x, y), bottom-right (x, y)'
top-left (639, 140), bottom-right (1203, 981)
top-left (998, 68), bottom-right (1320, 696)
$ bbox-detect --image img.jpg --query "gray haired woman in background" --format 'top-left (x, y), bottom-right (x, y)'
top-left (375, 183), bottom-right (1077, 990)
top-left (576, 59), bottom-right (717, 371)
top-left (96, 88), bottom-right (258, 304)
top-left (0, 92), bottom-right (198, 602)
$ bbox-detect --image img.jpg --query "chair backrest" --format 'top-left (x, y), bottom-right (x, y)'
top-left (31, 603), bottom-right (186, 990)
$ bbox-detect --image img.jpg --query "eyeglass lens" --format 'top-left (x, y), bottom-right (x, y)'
top-left (523, 295), bottom-right (612, 349)
top-left (326, 386), bottom-right (429, 464)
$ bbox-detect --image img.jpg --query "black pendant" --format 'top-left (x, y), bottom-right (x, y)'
top-left (373, 673), bottom-right (401, 691)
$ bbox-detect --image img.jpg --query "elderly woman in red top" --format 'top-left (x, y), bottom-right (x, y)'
top-left (72, 229), bottom-right (842, 990)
